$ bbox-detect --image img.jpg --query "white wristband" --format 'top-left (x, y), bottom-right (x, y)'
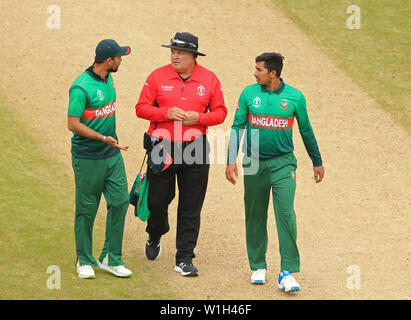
top-left (103, 136), bottom-right (107, 142)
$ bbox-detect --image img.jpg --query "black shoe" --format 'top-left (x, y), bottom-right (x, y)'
top-left (174, 261), bottom-right (199, 277)
top-left (145, 236), bottom-right (162, 260)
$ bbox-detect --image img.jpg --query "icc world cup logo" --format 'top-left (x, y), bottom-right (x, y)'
top-left (197, 85), bottom-right (206, 96)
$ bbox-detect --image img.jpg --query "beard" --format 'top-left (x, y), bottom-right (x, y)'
top-left (108, 66), bottom-right (119, 73)
top-left (108, 62), bottom-right (120, 73)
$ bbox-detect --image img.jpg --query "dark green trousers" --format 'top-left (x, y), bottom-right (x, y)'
top-left (72, 152), bottom-right (129, 267)
top-left (243, 152), bottom-right (300, 272)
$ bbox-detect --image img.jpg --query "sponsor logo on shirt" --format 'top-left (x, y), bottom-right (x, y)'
top-left (248, 114), bottom-right (294, 130)
top-left (82, 101), bottom-right (116, 120)
top-left (161, 85), bottom-right (174, 91)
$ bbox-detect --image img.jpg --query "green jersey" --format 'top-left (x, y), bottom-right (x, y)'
top-left (228, 80), bottom-right (322, 166)
top-left (68, 66), bottom-right (119, 159)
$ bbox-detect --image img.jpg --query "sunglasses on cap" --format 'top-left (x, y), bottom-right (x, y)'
top-left (170, 38), bottom-right (198, 49)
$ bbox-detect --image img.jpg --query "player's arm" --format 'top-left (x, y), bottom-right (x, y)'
top-left (226, 89), bottom-right (249, 184)
top-left (295, 93), bottom-right (324, 182)
top-left (67, 116), bottom-right (128, 151)
top-left (68, 89), bottom-right (128, 151)
top-left (68, 116), bottom-right (104, 142)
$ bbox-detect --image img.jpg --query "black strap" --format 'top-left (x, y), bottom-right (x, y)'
top-left (139, 152), bottom-right (148, 173)
top-left (154, 100), bottom-right (160, 129)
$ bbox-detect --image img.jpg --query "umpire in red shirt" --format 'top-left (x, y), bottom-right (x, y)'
top-left (135, 32), bottom-right (227, 276)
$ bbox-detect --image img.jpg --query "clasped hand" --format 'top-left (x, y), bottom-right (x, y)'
top-left (167, 107), bottom-right (200, 125)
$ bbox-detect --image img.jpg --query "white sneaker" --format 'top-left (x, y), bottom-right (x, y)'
top-left (251, 268), bottom-right (266, 284)
top-left (76, 262), bottom-right (95, 279)
top-left (278, 271), bottom-right (300, 292)
top-left (97, 255), bottom-right (132, 278)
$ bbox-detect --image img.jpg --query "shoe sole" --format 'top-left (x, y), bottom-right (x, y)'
top-left (78, 274), bottom-right (95, 279)
top-left (251, 280), bottom-right (265, 285)
top-left (278, 284), bottom-right (300, 292)
top-left (174, 266), bottom-right (199, 277)
top-left (145, 242), bottom-right (162, 261)
top-left (97, 261), bottom-right (132, 278)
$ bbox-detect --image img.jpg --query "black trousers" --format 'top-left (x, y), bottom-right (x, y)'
top-left (146, 135), bottom-right (210, 264)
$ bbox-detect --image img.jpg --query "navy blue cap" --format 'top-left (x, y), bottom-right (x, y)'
top-left (95, 39), bottom-right (131, 61)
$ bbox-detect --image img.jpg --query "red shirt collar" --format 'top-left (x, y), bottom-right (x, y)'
top-left (165, 61), bottom-right (201, 82)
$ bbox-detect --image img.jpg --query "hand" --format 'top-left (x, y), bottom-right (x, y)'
top-left (182, 111), bottom-right (200, 125)
top-left (167, 107), bottom-right (186, 121)
top-left (104, 136), bottom-right (129, 151)
top-left (313, 165), bottom-right (324, 183)
top-left (225, 164), bottom-right (238, 185)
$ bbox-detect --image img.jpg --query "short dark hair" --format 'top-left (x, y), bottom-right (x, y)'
top-left (255, 52), bottom-right (285, 77)
top-left (94, 56), bottom-right (115, 64)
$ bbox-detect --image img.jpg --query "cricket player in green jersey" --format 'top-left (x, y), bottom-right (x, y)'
top-left (226, 52), bottom-right (324, 292)
top-left (68, 39), bottom-right (133, 279)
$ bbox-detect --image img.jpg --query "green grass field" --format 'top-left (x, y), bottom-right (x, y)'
top-left (1, 1), bottom-right (409, 300)
top-left (0, 99), bottom-right (176, 299)
top-left (276, 0), bottom-right (411, 135)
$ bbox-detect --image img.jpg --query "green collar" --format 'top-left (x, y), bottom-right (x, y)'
top-left (86, 65), bottom-right (109, 83)
top-left (261, 78), bottom-right (285, 94)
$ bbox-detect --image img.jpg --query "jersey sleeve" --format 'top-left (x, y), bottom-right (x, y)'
top-left (295, 93), bottom-right (323, 167)
top-left (135, 72), bottom-right (169, 122)
top-left (197, 75), bottom-right (227, 127)
top-left (227, 89), bottom-right (249, 164)
top-left (68, 87), bottom-right (88, 118)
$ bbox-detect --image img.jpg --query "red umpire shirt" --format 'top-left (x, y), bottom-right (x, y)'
top-left (135, 62), bottom-right (227, 141)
